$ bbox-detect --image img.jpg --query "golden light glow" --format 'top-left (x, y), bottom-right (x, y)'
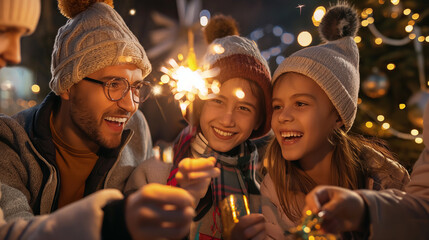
top-left (129, 9), bottom-right (136, 16)
top-left (152, 85), bottom-right (162, 95)
top-left (418, 36), bottom-right (425, 42)
top-left (28, 100), bottom-right (37, 107)
top-left (303, 227), bottom-right (311, 233)
top-left (361, 11), bottom-right (368, 19)
top-left (415, 137), bottom-right (423, 144)
top-left (366, 121), bottom-right (374, 128)
top-left (177, 53), bottom-right (184, 61)
top-left (235, 89), bottom-right (245, 99)
top-left (297, 31), bottom-right (312, 47)
top-left (408, 20), bottom-right (415, 26)
top-left (366, 8), bottom-right (373, 14)
top-left (312, 6), bottom-right (326, 26)
top-left (309, 236), bottom-right (315, 240)
top-left (243, 195), bottom-right (250, 215)
top-left (387, 63), bottom-right (395, 70)
top-left (354, 36), bottom-right (362, 43)
top-left (367, 17), bottom-right (374, 24)
top-left (403, 8), bottom-right (411, 15)
top-left (160, 74), bottom-right (170, 84)
top-left (426, 36), bottom-right (429, 42)
top-left (31, 84), bottom-right (40, 93)
top-left (306, 210), bottom-right (312, 216)
top-left (405, 25), bottom-right (413, 33)
top-left (399, 103), bottom-right (406, 109)
top-left (391, 12), bottom-right (399, 19)
top-left (200, 16), bottom-right (209, 26)
top-left (378, 0), bottom-right (385, 4)
top-left (357, 98), bottom-right (362, 104)
top-left (412, 13), bottom-right (420, 20)
top-left (382, 122), bottom-right (390, 130)
top-left (377, 115), bottom-right (385, 122)
top-left (411, 129), bottom-right (419, 136)
top-left (390, 0), bottom-right (400, 5)
top-left (409, 33), bottom-right (416, 40)
top-left (361, 20), bottom-right (369, 27)
top-left (375, 38), bottom-right (383, 45)
top-left (212, 44), bottom-right (225, 54)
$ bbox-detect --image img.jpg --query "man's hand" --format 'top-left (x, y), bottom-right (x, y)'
top-left (175, 157), bottom-right (220, 200)
top-left (230, 213), bottom-right (266, 240)
top-left (304, 185), bottom-right (367, 234)
top-left (125, 183), bottom-right (195, 240)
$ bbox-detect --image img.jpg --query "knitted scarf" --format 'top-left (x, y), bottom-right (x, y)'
top-left (167, 126), bottom-right (260, 238)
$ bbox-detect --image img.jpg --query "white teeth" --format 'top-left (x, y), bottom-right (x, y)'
top-left (105, 116), bottom-right (127, 123)
top-left (281, 132), bottom-right (303, 138)
top-left (213, 127), bottom-right (234, 136)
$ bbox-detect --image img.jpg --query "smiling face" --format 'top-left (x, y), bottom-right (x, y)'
top-left (271, 72), bottom-right (343, 165)
top-left (199, 78), bottom-right (261, 153)
top-left (58, 64), bottom-right (142, 150)
top-left (0, 26), bottom-right (27, 69)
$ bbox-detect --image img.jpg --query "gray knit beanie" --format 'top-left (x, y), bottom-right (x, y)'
top-left (50, 0), bottom-right (151, 95)
top-left (0, 0), bottom-right (40, 35)
top-left (272, 3), bottom-right (360, 132)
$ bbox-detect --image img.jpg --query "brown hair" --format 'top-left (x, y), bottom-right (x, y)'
top-left (265, 128), bottom-right (396, 222)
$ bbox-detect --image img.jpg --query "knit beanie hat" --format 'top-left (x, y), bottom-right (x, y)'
top-left (272, 3), bottom-right (360, 132)
top-left (200, 15), bottom-right (272, 139)
top-left (50, 0), bottom-right (151, 95)
top-left (0, 0), bottom-right (40, 35)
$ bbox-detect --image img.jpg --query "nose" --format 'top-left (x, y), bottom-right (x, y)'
top-left (117, 89), bottom-right (138, 113)
top-left (277, 107), bottom-right (293, 123)
top-left (219, 110), bottom-right (235, 127)
top-left (3, 34), bottom-right (22, 66)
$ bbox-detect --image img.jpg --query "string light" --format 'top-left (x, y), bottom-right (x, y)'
top-left (297, 31), bottom-right (312, 47)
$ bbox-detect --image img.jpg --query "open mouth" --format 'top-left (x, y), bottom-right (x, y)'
top-left (280, 131), bottom-right (303, 141)
top-left (213, 127), bottom-right (235, 137)
top-left (104, 116), bottom-right (127, 127)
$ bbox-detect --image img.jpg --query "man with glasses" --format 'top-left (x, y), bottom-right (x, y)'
top-left (0, 1), bottom-right (194, 239)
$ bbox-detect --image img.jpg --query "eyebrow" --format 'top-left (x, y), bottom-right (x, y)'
top-left (216, 95), bottom-right (258, 110)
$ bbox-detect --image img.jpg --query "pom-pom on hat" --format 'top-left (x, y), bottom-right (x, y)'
top-left (0, 0), bottom-right (41, 35)
top-left (50, 0), bottom-right (151, 95)
top-left (199, 15), bottom-right (272, 139)
top-left (272, 3), bottom-right (360, 132)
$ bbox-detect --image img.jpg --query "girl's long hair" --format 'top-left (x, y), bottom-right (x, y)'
top-left (265, 128), bottom-right (396, 222)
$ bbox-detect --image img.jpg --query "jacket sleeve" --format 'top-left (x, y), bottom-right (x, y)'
top-left (0, 188), bottom-right (123, 240)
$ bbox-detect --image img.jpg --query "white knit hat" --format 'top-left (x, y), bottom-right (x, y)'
top-left (0, 0), bottom-right (41, 35)
top-left (273, 3), bottom-right (360, 132)
top-left (49, 1), bottom-right (151, 95)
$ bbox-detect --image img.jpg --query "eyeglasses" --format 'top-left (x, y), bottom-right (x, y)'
top-left (83, 77), bottom-right (152, 103)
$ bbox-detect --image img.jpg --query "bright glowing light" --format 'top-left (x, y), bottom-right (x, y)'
top-left (418, 36), bottom-right (425, 42)
top-left (152, 85), bottom-right (162, 95)
top-left (409, 33), bottom-right (416, 40)
top-left (309, 236), bottom-right (315, 240)
top-left (426, 36), bottom-right (429, 42)
top-left (297, 31), bottom-right (312, 47)
top-left (390, 0), bottom-right (400, 5)
top-left (367, 17), bottom-right (374, 24)
top-left (377, 115), bottom-right (385, 122)
top-left (160, 74), bottom-right (170, 84)
top-left (354, 36), bottom-right (362, 43)
top-left (312, 6), bottom-right (326, 26)
top-left (412, 13), bottom-right (419, 20)
top-left (358, 98), bottom-right (362, 104)
top-left (129, 9), bottom-right (136, 16)
top-left (405, 25), bottom-right (413, 33)
top-left (235, 89), bottom-right (245, 99)
top-left (31, 84), bottom-right (40, 93)
top-left (399, 103), bottom-right (406, 109)
top-left (366, 8), bottom-right (373, 14)
top-left (28, 100), bottom-right (37, 107)
top-left (408, 20), bottom-right (415, 26)
top-left (366, 121), bottom-right (374, 128)
top-left (415, 137), bottom-right (423, 144)
top-left (403, 8), bottom-right (411, 15)
top-left (200, 16), bottom-right (209, 26)
top-left (387, 63), bottom-right (395, 70)
top-left (212, 44), bottom-right (225, 54)
top-left (178, 53), bottom-right (184, 61)
top-left (382, 122), bottom-right (390, 130)
top-left (361, 20), bottom-right (369, 27)
top-left (375, 38), bottom-right (383, 45)
top-left (306, 210), bottom-right (312, 216)
top-left (411, 129), bottom-right (419, 136)
top-left (303, 227), bottom-right (311, 233)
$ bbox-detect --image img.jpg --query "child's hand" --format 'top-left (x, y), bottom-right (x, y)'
top-left (175, 157), bottom-right (220, 200)
top-left (230, 213), bottom-right (266, 240)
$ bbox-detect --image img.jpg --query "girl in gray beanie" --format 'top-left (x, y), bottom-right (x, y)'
top-left (261, 3), bottom-right (410, 239)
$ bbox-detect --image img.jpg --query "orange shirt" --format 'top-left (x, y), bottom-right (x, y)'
top-left (50, 114), bottom-right (98, 208)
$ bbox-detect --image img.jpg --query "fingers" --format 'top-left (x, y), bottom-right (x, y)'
top-left (139, 183), bottom-right (194, 209)
top-left (303, 185), bottom-right (331, 215)
top-left (178, 157), bottom-right (217, 173)
top-left (232, 214), bottom-right (266, 240)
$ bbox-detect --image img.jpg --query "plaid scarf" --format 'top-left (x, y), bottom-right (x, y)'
top-left (167, 126), bottom-right (260, 238)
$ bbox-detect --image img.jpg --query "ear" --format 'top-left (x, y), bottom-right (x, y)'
top-left (335, 115), bottom-right (344, 129)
